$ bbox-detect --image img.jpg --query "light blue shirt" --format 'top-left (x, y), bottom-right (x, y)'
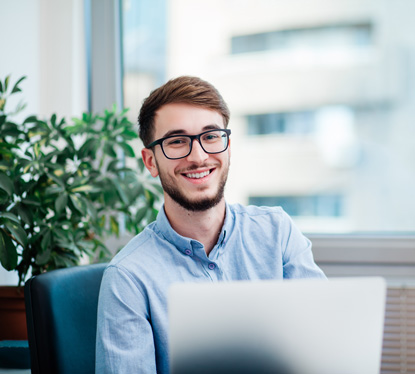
top-left (96, 203), bottom-right (326, 373)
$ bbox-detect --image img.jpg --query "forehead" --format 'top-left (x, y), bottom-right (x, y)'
top-left (153, 103), bottom-right (225, 138)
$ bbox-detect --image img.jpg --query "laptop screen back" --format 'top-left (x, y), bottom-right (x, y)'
top-left (169, 277), bottom-right (386, 374)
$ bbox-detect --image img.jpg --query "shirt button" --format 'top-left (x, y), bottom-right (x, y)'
top-left (208, 263), bottom-right (216, 270)
top-left (185, 249), bottom-right (192, 256)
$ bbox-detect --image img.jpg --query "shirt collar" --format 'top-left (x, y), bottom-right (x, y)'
top-left (156, 206), bottom-right (192, 254)
top-left (155, 203), bottom-right (233, 255)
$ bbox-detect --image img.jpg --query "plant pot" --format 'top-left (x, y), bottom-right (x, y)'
top-left (0, 286), bottom-right (27, 340)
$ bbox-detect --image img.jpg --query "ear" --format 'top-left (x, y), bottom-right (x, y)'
top-left (141, 148), bottom-right (159, 177)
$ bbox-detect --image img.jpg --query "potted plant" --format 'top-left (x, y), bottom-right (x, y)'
top-left (0, 75), bottom-right (162, 339)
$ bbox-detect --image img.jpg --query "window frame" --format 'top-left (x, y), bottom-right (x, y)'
top-left (309, 234), bottom-right (415, 285)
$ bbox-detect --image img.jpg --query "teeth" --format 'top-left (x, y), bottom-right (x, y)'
top-left (186, 170), bottom-right (210, 179)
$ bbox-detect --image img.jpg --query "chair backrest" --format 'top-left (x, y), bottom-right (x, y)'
top-left (24, 263), bottom-right (107, 374)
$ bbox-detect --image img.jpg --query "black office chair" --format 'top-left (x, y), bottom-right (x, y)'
top-left (24, 263), bottom-right (107, 374)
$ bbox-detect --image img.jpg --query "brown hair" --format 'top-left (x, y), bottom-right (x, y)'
top-left (138, 76), bottom-right (230, 147)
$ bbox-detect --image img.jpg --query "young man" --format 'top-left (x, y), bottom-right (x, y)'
top-left (96, 76), bottom-right (326, 373)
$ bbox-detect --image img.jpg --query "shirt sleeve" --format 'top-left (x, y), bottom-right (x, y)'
top-left (96, 265), bottom-right (157, 373)
top-left (279, 211), bottom-right (326, 279)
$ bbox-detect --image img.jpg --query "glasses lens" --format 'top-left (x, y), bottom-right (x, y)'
top-left (162, 136), bottom-right (191, 159)
top-left (161, 130), bottom-right (229, 159)
top-left (200, 130), bottom-right (228, 153)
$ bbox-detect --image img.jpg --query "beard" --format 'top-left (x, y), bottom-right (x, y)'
top-left (156, 159), bottom-right (229, 212)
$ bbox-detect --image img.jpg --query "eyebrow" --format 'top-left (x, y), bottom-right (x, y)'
top-left (161, 124), bottom-right (221, 138)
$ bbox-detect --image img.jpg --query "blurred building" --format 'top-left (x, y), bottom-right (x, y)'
top-left (123, 0), bottom-right (415, 233)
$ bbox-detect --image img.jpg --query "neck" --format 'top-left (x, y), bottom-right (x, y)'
top-left (164, 197), bottom-right (226, 256)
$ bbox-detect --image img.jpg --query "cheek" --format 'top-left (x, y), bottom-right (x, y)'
top-left (219, 151), bottom-right (231, 167)
top-left (157, 158), bottom-right (181, 179)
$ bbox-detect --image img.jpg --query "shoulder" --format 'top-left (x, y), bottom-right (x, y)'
top-left (111, 229), bottom-right (151, 263)
top-left (107, 221), bottom-right (163, 272)
top-left (225, 204), bottom-right (294, 239)
top-left (101, 223), bottom-right (165, 292)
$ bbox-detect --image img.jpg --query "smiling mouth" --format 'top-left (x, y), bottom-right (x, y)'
top-left (184, 169), bottom-right (213, 179)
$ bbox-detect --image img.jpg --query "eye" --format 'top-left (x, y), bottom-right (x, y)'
top-left (164, 137), bottom-right (189, 147)
top-left (202, 132), bottom-right (220, 142)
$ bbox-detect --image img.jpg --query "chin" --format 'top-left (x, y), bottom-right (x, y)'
top-left (169, 190), bottom-right (224, 212)
top-left (161, 167), bottom-right (228, 212)
top-left (181, 198), bottom-right (223, 212)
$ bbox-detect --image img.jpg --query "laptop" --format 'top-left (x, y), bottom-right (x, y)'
top-left (168, 277), bottom-right (386, 374)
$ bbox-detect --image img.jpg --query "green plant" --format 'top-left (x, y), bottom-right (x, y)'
top-left (0, 75), bottom-right (162, 285)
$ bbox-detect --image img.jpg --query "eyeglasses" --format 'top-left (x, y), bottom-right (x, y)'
top-left (147, 129), bottom-right (231, 160)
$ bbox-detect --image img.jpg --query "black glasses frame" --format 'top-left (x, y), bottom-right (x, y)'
top-left (147, 129), bottom-right (231, 160)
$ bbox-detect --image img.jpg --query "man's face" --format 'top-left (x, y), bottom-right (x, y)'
top-left (142, 103), bottom-right (231, 212)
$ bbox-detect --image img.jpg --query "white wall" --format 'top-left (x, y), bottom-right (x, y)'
top-left (0, 0), bottom-right (87, 284)
top-left (0, 0), bottom-right (87, 120)
top-left (0, 0), bottom-right (40, 121)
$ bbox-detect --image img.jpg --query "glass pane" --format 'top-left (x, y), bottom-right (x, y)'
top-left (122, 0), bottom-right (415, 234)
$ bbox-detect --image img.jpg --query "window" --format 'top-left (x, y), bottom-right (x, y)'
top-left (121, 0), bottom-right (415, 234)
top-left (231, 23), bottom-right (373, 54)
top-left (247, 111), bottom-right (316, 135)
top-left (122, 0), bottom-right (167, 118)
top-left (249, 195), bottom-right (343, 217)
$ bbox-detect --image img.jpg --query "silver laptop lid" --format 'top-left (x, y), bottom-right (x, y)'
top-left (169, 277), bottom-right (386, 374)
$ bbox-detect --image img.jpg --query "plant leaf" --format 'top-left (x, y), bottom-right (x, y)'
top-left (103, 142), bottom-right (117, 157)
top-left (85, 199), bottom-right (97, 221)
top-left (50, 114), bottom-right (57, 128)
top-left (110, 179), bottom-right (129, 205)
top-left (78, 138), bottom-right (98, 158)
top-left (55, 193), bottom-right (68, 214)
top-left (46, 171), bottom-right (65, 188)
top-left (106, 159), bottom-right (119, 172)
top-left (45, 185), bottom-right (64, 195)
top-left (40, 230), bottom-right (52, 252)
top-left (0, 172), bottom-right (14, 196)
top-left (23, 115), bottom-right (38, 124)
top-left (69, 194), bottom-right (86, 215)
top-left (135, 206), bottom-right (148, 223)
top-left (14, 100), bottom-right (27, 114)
top-left (99, 215), bottom-right (106, 228)
top-left (121, 129), bottom-right (138, 139)
top-left (4, 75), bottom-right (10, 91)
top-left (109, 216), bottom-right (119, 236)
top-left (36, 236), bottom-right (52, 265)
top-left (11, 76), bottom-right (26, 94)
top-left (119, 142), bottom-right (135, 157)
top-left (0, 212), bottom-right (20, 224)
top-left (0, 229), bottom-right (18, 270)
top-left (4, 221), bottom-right (28, 247)
top-left (70, 185), bottom-right (99, 193)
top-left (21, 197), bottom-right (41, 206)
top-left (53, 227), bottom-right (68, 241)
top-left (17, 204), bottom-right (33, 226)
top-left (138, 158), bottom-right (145, 172)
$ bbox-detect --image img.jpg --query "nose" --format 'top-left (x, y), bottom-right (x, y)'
top-left (186, 138), bottom-right (209, 163)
